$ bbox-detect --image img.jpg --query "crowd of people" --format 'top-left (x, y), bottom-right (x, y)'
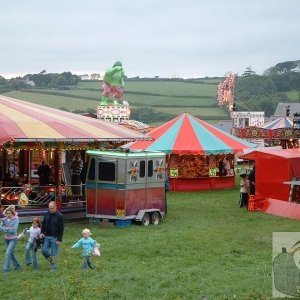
top-left (0, 201), bottom-right (100, 272)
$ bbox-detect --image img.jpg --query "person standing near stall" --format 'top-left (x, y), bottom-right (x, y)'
top-left (37, 161), bottom-right (51, 186)
top-left (70, 153), bottom-right (83, 195)
top-left (248, 166), bottom-right (255, 195)
top-left (239, 173), bottom-right (250, 208)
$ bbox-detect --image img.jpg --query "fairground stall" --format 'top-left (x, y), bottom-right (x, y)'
top-left (85, 150), bottom-right (166, 226)
top-left (125, 113), bottom-right (256, 191)
top-left (0, 96), bottom-right (149, 221)
top-left (231, 116), bottom-right (300, 149)
top-left (241, 148), bottom-right (300, 220)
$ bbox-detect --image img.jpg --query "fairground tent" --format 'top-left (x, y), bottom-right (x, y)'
top-left (262, 116), bottom-right (293, 129)
top-left (0, 96), bottom-right (149, 208)
top-left (125, 113), bottom-right (256, 191)
top-left (127, 113), bottom-right (256, 154)
top-left (241, 148), bottom-right (300, 220)
top-left (0, 95), bottom-right (148, 145)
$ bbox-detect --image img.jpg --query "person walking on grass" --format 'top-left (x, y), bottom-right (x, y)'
top-left (20, 217), bottom-right (42, 270)
top-left (0, 205), bottom-right (21, 273)
top-left (40, 201), bottom-right (64, 271)
top-left (71, 228), bottom-right (98, 270)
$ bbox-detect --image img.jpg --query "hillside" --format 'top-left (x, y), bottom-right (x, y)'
top-left (3, 79), bottom-right (229, 126)
top-left (2, 61), bottom-right (300, 125)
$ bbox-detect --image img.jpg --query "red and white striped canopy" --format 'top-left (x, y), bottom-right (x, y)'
top-left (0, 96), bottom-right (148, 145)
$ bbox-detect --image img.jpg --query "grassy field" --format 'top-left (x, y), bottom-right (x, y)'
top-left (1, 188), bottom-right (298, 299)
top-left (2, 80), bottom-right (229, 125)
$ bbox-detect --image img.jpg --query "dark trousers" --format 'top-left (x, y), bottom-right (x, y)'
top-left (71, 174), bottom-right (81, 195)
top-left (239, 192), bottom-right (248, 207)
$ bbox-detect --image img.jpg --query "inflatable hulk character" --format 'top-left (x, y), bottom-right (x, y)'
top-left (101, 61), bottom-right (125, 105)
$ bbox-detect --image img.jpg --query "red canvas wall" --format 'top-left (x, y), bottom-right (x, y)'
top-left (241, 149), bottom-right (300, 202)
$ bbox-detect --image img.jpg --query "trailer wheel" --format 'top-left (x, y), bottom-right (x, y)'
top-left (141, 213), bottom-right (150, 226)
top-left (151, 212), bottom-right (160, 225)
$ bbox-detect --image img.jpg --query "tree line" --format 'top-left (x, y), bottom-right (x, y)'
top-left (234, 60), bottom-right (300, 116)
top-left (1, 60), bottom-right (300, 119)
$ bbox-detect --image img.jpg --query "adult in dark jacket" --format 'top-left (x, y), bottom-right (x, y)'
top-left (37, 161), bottom-right (51, 186)
top-left (248, 166), bottom-right (255, 195)
top-left (40, 201), bottom-right (64, 270)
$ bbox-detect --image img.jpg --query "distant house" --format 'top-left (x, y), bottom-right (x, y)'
top-left (273, 102), bottom-right (300, 117)
top-left (79, 74), bottom-right (90, 81)
top-left (24, 78), bottom-right (35, 87)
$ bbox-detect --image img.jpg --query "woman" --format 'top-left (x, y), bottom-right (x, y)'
top-left (0, 205), bottom-right (21, 272)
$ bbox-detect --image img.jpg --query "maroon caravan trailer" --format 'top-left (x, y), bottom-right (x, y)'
top-left (85, 150), bottom-right (166, 226)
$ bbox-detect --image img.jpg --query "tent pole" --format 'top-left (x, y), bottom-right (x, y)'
top-left (56, 142), bottom-right (63, 209)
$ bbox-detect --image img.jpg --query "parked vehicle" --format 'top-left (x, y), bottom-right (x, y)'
top-left (85, 150), bottom-right (166, 226)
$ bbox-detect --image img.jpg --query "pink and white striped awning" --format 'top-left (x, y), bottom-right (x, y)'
top-left (0, 96), bottom-right (148, 145)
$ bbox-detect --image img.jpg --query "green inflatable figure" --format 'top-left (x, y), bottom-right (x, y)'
top-left (101, 61), bottom-right (125, 105)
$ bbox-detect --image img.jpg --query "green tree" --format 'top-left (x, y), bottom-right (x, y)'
top-left (241, 67), bottom-right (256, 77)
top-left (47, 76), bottom-right (68, 88)
top-left (0, 76), bottom-right (7, 85)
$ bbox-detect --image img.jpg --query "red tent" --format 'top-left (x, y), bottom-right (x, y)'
top-left (241, 148), bottom-right (300, 219)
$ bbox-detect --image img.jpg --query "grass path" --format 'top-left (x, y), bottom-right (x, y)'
top-left (1, 189), bottom-right (298, 299)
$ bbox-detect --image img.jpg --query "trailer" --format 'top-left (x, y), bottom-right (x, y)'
top-left (85, 150), bottom-right (166, 226)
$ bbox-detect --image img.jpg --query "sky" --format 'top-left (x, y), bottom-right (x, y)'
top-left (0, 0), bottom-right (299, 79)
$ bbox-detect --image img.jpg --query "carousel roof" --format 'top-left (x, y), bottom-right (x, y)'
top-left (126, 113), bottom-right (256, 155)
top-left (262, 116), bottom-right (293, 129)
top-left (0, 95), bottom-right (148, 145)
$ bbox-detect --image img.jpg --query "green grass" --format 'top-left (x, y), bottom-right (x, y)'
top-left (1, 189), bottom-right (298, 299)
top-left (3, 80), bottom-right (228, 125)
top-left (3, 91), bottom-right (99, 112)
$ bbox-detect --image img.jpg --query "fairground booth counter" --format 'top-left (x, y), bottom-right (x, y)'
top-left (126, 113), bottom-right (256, 191)
top-left (231, 116), bottom-right (300, 149)
top-left (0, 96), bottom-right (149, 221)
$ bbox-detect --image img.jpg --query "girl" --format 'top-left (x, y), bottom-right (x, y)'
top-left (71, 228), bottom-right (97, 270)
top-left (24, 217), bottom-right (41, 269)
top-left (0, 205), bottom-right (21, 272)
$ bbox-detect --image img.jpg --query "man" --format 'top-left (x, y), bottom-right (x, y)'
top-left (70, 153), bottom-right (83, 195)
top-left (40, 201), bottom-right (64, 271)
top-left (37, 160), bottom-right (51, 186)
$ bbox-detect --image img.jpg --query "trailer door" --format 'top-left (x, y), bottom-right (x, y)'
top-left (96, 158), bottom-right (117, 216)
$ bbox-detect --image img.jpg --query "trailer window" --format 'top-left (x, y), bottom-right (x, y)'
top-left (140, 161), bottom-right (145, 178)
top-left (148, 160), bottom-right (153, 177)
top-left (98, 162), bottom-right (115, 181)
top-left (87, 158), bottom-right (96, 180)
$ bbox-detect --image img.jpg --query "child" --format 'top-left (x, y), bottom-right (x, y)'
top-left (23, 218), bottom-right (42, 269)
top-left (71, 228), bottom-right (97, 270)
top-left (239, 173), bottom-right (249, 208)
top-left (0, 205), bottom-right (21, 272)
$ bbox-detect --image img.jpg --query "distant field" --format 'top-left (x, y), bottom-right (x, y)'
top-left (2, 79), bottom-right (229, 124)
top-left (3, 91), bottom-right (98, 112)
top-left (153, 107), bottom-right (228, 117)
top-left (286, 90), bottom-right (300, 101)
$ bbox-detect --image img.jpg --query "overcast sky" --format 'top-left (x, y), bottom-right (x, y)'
top-left (0, 0), bottom-right (299, 78)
